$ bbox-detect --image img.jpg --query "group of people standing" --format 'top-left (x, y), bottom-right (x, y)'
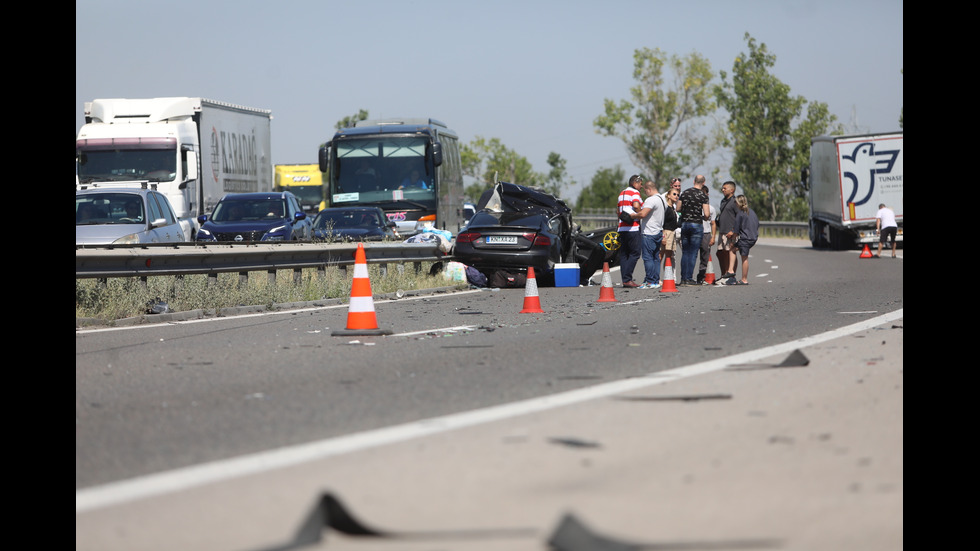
top-left (617, 175), bottom-right (759, 288)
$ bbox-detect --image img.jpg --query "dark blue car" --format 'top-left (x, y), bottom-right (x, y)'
top-left (196, 192), bottom-right (312, 242)
top-left (311, 207), bottom-right (397, 242)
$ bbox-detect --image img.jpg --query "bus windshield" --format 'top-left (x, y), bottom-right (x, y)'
top-left (330, 136), bottom-right (436, 209)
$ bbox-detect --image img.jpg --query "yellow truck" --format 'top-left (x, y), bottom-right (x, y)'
top-left (274, 164), bottom-right (326, 213)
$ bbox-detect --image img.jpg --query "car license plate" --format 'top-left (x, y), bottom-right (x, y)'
top-left (486, 235), bottom-right (518, 245)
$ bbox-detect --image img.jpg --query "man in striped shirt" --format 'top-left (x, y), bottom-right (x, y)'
top-left (617, 174), bottom-right (644, 287)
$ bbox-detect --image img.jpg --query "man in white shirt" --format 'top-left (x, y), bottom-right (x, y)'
top-left (875, 203), bottom-right (899, 258)
top-left (627, 181), bottom-right (667, 289)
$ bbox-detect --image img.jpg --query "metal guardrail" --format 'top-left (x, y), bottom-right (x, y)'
top-left (75, 221), bottom-right (808, 283)
top-left (75, 242), bottom-right (449, 282)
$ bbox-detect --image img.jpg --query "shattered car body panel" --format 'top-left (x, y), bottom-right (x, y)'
top-left (454, 182), bottom-right (619, 284)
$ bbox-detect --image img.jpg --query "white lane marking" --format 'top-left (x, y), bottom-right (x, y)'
top-left (74, 290), bottom-right (483, 334)
top-left (77, 308), bottom-right (903, 514)
top-left (393, 326), bottom-right (479, 337)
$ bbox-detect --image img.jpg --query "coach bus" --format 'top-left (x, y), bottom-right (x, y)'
top-left (318, 118), bottom-right (464, 236)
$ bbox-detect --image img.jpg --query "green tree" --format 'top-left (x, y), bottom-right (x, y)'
top-left (594, 47), bottom-right (719, 187)
top-left (541, 152), bottom-right (574, 200)
top-left (335, 109), bottom-right (369, 130)
top-left (715, 33), bottom-right (842, 221)
top-left (462, 136), bottom-right (540, 200)
top-left (576, 165), bottom-right (626, 211)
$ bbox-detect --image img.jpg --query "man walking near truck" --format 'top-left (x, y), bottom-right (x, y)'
top-left (875, 203), bottom-right (898, 258)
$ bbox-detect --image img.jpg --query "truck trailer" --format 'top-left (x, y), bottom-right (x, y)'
top-left (76, 97), bottom-right (273, 239)
top-left (802, 131), bottom-right (903, 250)
top-left (274, 164), bottom-right (325, 213)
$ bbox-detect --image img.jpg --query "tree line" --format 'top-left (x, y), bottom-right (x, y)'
top-left (338, 33), bottom-right (903, 222)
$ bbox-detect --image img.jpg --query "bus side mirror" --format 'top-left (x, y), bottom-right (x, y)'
top-left (318, 143), bottom-right (331, 173)
top-left (431, 142), bottom-right (443, 167)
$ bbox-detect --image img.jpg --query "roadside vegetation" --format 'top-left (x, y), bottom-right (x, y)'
top-left (75, 262), bottom-right (463, 323)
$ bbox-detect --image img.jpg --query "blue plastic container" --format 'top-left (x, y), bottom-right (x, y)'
top-left (554, 263), bottom-right (580, 287)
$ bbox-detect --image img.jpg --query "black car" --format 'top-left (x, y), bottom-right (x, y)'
top-left (312, 207), bottom-right (397, 242)
top-left (196, 191), bottom-right (312, 242)
top-left (453, 182), bottom-right (617, 284)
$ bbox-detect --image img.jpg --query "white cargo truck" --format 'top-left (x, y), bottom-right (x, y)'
top-left (802, 131), bottom-right (903, 249)
top-left (76, 97), bottom-right (273, 239)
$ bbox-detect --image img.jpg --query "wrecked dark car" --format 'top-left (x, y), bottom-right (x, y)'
top-left (453, 182), bottom-right (620, 285)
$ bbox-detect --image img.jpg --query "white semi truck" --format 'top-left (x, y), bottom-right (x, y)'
top-left (76, 97), bottom-right (273, 239)
top-left (802, 131), bottom-right (903, 249)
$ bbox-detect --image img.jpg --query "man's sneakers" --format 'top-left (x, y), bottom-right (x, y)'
top-left (638, 282), bottom-right (662, 289)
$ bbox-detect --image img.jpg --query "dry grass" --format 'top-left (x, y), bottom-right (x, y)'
top-left (75, 262), bottom-right (465, 322)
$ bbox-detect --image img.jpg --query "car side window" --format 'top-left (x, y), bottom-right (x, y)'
top-left (549, 216), bottom-right (564, 235)
top-left (147, 193), bottom-right (164, 222)
top-left (151, 193), bottom-right (176, 224)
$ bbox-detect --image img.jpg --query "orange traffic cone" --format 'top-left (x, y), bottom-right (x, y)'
top-left (860, 244), bottom-right (874, 258)
top-left (597, 262), bottom-right (618, 302)
top-left (661, 257), bottom-right (678, 293)
top-left (332, 243), bottom-right (392, 336)
top-left (704, 255), bottom-right (716, 285)
top-left (519, 267), bottom-right (545, 313)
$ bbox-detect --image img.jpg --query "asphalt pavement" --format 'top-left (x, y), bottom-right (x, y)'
top-left (76, 302), bottom-right (904, 551)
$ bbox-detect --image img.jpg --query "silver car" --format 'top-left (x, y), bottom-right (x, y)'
top-left (76, 186), bottom-right (187, 245)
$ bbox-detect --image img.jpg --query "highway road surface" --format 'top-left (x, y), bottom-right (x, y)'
top-left (77, 239), bottom-right (903, 550)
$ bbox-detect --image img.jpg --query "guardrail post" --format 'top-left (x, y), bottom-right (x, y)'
top-left (379, 262), bottom-right (387, 277)
top-left (293, 268), bottom-right (302, 285)
top-left (239, 272), bottom-right (249, 288)
top-left (267, 269), bottom-right (276, 286)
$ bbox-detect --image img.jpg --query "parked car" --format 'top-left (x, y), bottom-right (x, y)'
top-left (462, 202), bottom-right (476, 224)
top-left (195, 191), bottom-right (312, 242)
top-left (453, 182), bottom-right (616, 285)
top-left (76, 185), bottom-right (188, 245)
top-left (311, 207), bottom-right (397, 242)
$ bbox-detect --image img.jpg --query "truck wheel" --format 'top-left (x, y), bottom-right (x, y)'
top-left (810, 220), bottom-right (828, 249)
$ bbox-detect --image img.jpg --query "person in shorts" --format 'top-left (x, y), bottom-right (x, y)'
top-left (730, 194), bottom-right (759, 285)
top-left (875, 203), bottom-right (898, 258)
top-left (660, 187), bottom-right (680, 276)
top-left (715, 181), bottom-right (739, 284)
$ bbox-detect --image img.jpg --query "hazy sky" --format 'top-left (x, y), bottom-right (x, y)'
top-left (75, 0), bottom-right (903, 202)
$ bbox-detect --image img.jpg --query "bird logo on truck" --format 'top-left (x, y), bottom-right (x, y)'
top-left (841, 141), bottom-right (900, 207)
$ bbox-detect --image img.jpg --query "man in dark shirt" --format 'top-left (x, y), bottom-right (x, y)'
top-left (677, 175), bottom-right (710, 285)
top-left (715, 181), bottom-right (739, 283)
